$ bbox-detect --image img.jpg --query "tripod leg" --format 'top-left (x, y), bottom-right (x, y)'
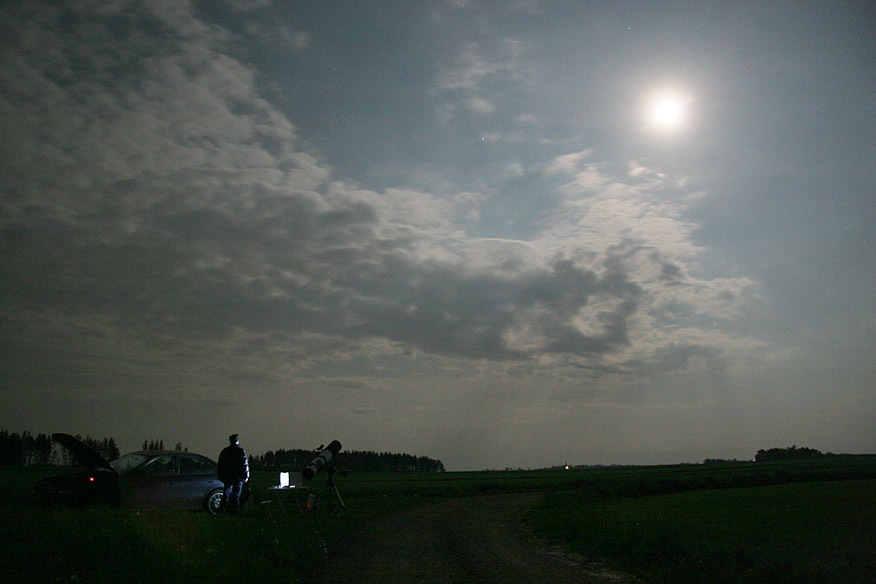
top-left (333, 485), bottom-right (346, 510)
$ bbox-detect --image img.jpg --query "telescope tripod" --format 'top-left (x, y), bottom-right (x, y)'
top-left (312, 467), bottom-right (346, 511)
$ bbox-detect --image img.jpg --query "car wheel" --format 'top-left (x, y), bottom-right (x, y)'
top-left (206, 489), bottom-right (224, 515)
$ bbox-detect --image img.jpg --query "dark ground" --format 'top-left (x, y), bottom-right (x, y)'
top-left (321, 492), bottom-right (640, 584)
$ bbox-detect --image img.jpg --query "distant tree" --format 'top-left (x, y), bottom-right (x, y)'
top-left (103, 437), bottom-right (120, 460)
top-left (31, 433), bottom-right (53, 465)
top-left (755, 445), bottom-right (823, 462)
top-left (249, 446), bottom-right (444, 473)
top-left (703, 458), bottom-right (746, 465)
top-left (143, 439), bottom-right (167, 451)
top-left (0, 430), bottom-right (24, 465)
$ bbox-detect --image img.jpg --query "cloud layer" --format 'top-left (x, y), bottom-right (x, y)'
top-left (1, 2), bottom-right (756, 385)
top-left (16, 0), bottom-right (876, 469)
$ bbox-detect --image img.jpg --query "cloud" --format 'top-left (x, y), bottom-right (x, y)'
top-left (529, 152), bottom-right (761, 372)
top-left (544, 150), bottom-right (595, 176)
top-left (224, 0), bottom-right (273, 11)
top-left (244, 23), bottom-right (310, 52)
top-left (0, 0), bottom-right (761, 398)
top-left (433, 40), bottom-right (529, 120)
top-left (467, 96), bottom-right (497, 115)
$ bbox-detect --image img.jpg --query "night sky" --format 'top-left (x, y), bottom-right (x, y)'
top-left (2, 1), bottom-right (874, 470)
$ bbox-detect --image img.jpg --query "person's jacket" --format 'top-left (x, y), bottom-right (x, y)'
top-left (217, 443), bottom-right (249, 483)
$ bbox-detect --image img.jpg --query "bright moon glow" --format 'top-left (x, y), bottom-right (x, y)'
top-left (646, 90), bottom-right (692, 131)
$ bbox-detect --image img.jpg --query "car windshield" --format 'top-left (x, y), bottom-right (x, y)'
top-left (110, 453), bottom-right (150, 474)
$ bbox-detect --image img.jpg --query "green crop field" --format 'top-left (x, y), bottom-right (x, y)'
top-left (528, 478), bottom-right (876, 584)
top-left (2, 458), bottom-right (874, 583)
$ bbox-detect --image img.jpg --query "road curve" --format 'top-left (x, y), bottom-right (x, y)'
top-left (321, 492), bottom-right (640, 584)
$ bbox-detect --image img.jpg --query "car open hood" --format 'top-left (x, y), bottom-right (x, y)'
top-left (52, 433), bottom-right (116, 473)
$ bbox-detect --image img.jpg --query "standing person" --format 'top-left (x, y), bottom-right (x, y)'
top-left (217, 433), bottom-right (249, 513)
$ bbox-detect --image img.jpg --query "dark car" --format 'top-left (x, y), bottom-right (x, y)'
top-left (33, 433), bottom-right (225, 513)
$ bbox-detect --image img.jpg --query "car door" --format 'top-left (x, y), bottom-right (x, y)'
top-left (123, 454), bottom-right (179, 507)
top-left (177, 454), bottom-right (221, 509)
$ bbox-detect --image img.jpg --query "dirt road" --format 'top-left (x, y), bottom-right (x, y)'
top-left (321, 492), bottom-right (639, 584)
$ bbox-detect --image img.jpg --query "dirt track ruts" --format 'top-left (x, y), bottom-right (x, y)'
top-left (321, 492), bottom-right (640, 584)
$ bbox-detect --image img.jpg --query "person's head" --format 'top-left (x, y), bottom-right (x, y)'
top-left (229, 434), bottom-right (239, 445)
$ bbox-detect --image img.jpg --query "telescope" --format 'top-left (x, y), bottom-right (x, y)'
top-left (302, 440), bottom-right (342, 480)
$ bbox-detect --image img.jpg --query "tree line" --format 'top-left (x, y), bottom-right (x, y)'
top-left (0, 430), bottom-right (177, 466)
top-left (755, 445), bottom-right (826, 462)
top-left (141, 440), bottom-right (188, 452)
top-left (0, 430), bottom-right (120, 466)
top-left (1, 429), bottom-right (445, 473)
top-left (704, 445), bottom-right (868, 464)
top-left (251, 448), bottom-right (445, 473)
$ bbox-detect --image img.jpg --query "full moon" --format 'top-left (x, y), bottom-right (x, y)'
top-left (646, 89), bottom-right (692, 131)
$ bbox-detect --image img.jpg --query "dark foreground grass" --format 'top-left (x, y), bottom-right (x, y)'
top-left (528, 478), bottom-right (876, 584)
top-left (1, 467), bottom-right (349, 583)
top-left (3, 459), bottom-right (875, 583)
top-left (0, 466), bottom-right (457, 583)
top-left (0, 502), bottom-right (326, 583)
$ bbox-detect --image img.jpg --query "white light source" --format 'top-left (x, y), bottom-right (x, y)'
top-left (645, 89), bottom-right (692, 132)
top-left (279, 471), bottom-right (290, 488)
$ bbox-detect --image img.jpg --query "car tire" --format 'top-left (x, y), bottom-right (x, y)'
top-left (206, 489), bottom-right (224, 515)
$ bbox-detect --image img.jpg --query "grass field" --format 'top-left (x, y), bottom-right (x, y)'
top-left (2, 458), bottom-right (874, 583)
top-left (528, 478), bottom-right (876, 584)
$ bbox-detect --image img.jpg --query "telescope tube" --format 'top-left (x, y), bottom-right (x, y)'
top-left (302, 440), bottom-right (342, 480)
